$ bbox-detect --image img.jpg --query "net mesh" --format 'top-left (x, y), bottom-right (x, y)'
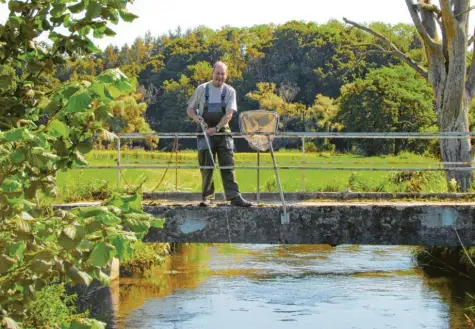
top-left (238, 110), bottom-right (279, 151)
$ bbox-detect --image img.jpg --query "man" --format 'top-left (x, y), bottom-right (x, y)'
top-left (186, 61), bottom-right (252, 207)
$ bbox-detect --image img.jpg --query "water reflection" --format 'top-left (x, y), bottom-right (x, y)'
top-left (114, 244), bottom-right (475, 329)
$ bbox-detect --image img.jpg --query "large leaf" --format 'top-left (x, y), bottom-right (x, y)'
top-left (48, 119), bottom-right (69, 137)
top-left (118, 9), bottom-right (138, 22)
top-left (66, 91), bottom-right (93, 113)
top-left (111, 236), bottom-right (133, 261)
top-left (88, 242), bottom-right (114, 267)
top-left (0, 64), bottom-right (16, 91)
top-left (86, 1), bottom-right (102, 20)
top-left (0, 254), bottom-right (17, 274)
top-left (4, 127), bottom-right (34, 141)
top-left (67, 266), bottom-right (93, 285)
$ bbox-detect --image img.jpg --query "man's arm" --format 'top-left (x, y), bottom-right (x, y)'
top-left (187, 107), bottom-right (201, 124)
top-left (215, 109), bottom-right (235, 131)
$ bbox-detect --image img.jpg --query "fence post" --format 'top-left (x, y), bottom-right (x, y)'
top-left (116, 137), bottom-right (121, 189)
top-left (175, 135), bottom-right (178, 192)
top-left (257, 150), bottom-right (260, 204)
top-left (301, 137), bottom-right (305, 192)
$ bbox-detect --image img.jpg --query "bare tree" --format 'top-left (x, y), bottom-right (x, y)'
top-left (344, 0), bottom-right (475, 191)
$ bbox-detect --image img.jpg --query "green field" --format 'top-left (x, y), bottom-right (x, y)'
top-left (55, 149), bottom-right (452, 202)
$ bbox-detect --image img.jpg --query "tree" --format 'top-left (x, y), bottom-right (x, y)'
top-left (0, 1), bottom-right (163, 328)
top-left (337, 65), bottom-right (435, 155)
top-left (344, 0), bottom-right (475, 191)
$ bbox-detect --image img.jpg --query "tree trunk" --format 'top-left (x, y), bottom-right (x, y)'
top-left (438, 92), bottom-right (473, 191)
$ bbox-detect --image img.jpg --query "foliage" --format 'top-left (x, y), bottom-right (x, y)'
top-left (337, 64), bottom-right (436, 155)
top-left (0, 1), bottom-right (167, 328)
top-left (104, 95), bottom-right (158, 148)
top-left (120, 242), bottom-right (170, 277)
top-left (54, 20), bottom-right (426, 152)
top-left (22, 284), bottom-right (89, 329)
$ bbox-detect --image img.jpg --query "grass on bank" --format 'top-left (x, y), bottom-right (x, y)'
top-left (55, 149), bottom-right (455, 203)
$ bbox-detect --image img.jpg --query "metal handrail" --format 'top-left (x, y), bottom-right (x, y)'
top-left (117, 131), bottom-right (475, 139)
top-left (80, 165), bottom-right (474, 171)
top-left (89, 131), bottom-right (475, 190)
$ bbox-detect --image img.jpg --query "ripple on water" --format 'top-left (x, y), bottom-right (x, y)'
top-left (118, 245), bottom-right (456, 329)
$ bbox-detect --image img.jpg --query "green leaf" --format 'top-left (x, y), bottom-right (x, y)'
top-left (4, 127), bottom-right (34, 141)
top-left (111, 236), bottom-right (133, 261)
top-left (97, 68), bottom-right (128, 84)
top-left (99, 129), bottom-right (117, 142)
top-left (66, 91), bottom-right (93, 113)
top-left (108, 0), bottom-right (128, 9)
top-left (14, 217), bottom-right (31, 233)
top-left (73, 151), bottom-right (88, 166)
top-left (86, 1), bottom-right (102, 20)
top-left (11, 147), bottom-right (26, 164)
top-left (77, 140), bottom-right (94, 154)
top-left (0, 64), bottom-right (16, 91)
top-left (88, 242), bottom-right (114, 267)
top-left (0, 254), bottom-right (17, 274)
top-left (63, 225), bottom-right (77, 240)
top-left (80, 206), bottom-right (109, 218)
top-left (96, 212), bottom-right (121, 226)
top-left (67, 266), bottom-right (93, 285)
top-left (2, 179), bottom-right (22, 193)
top-left (150, 218), bottom-right (165, 228)
top-left (123, 214), bottom-right (150, 233)
top-left (118, 9), bottom-right (138, 22)
top-left (58, 233), bottom-right (80, 250)
top-left (48, 119), bottom-right (69, 137)
top-left (8, 242), bottom-right (26, 258)
top-left (68, 2), bottom-right (86, 13)
top-left (31, 259), bottom-right (50, 274)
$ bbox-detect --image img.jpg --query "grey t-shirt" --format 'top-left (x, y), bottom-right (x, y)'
top-left (187, 81), bottom-right (237, 115)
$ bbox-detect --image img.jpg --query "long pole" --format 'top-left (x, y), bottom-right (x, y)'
top-left (257, 150), bottom-right (260, 204)
top-left (116, 138), bottom-right (121, 189)
top-left (269, 141), bottom-right (289, 224)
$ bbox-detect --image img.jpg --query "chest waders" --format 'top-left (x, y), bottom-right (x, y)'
top-left (197, 83), bottom-right (240, 202)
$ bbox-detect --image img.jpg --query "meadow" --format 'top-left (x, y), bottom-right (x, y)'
top-left (55, 149), bottom-right (451, 203)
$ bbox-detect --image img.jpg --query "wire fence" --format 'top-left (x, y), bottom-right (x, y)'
top-left (81, 131), bottom-right (475, 194)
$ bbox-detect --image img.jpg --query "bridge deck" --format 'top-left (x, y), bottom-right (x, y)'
top-left (54, 195), bottom-right (475, 247)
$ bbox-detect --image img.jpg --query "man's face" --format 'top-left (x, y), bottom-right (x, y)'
top-left (212, 65), bottom-right (227, 87)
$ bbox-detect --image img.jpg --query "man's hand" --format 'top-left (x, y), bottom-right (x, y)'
top-left (192, 115), bottom-right (203, 124)
top-left (206, 127), bottom-right (217, 136)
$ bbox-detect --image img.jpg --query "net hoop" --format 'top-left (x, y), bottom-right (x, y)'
top-left (238, 110), bottom-right (279, 152)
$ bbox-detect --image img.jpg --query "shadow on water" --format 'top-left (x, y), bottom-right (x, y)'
top-left (96, 244), bottom-right (475, 329)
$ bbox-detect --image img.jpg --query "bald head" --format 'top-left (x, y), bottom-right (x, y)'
top-left (212, 61), bottom-right (228, 87)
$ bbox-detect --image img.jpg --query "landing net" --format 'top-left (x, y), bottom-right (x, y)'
top-left (238, 110), bottom-right (279, 151)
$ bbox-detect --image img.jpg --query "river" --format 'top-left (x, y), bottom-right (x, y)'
top-left (112, 244), bottom-right (474, 329)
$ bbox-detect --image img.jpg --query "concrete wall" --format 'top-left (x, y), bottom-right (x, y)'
top-left (143, 202), bottom-right (475, 246)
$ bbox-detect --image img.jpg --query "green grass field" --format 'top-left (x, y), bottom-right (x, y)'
top-left (55, 149), bottom-right (452, 203)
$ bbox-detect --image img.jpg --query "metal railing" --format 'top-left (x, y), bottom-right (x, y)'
top-left (80, 131), bottom-right (475, 196)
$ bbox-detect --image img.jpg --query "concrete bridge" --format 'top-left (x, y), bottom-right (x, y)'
top-left (57, 193), bottom-right (475, 247)
top-left (140, 192), bottom-right (475, 247)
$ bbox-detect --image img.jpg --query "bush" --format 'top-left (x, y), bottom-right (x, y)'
top-left (22, 284), bottom-right (89, 329)
top-left (120, 242), bottom-right (170, 277)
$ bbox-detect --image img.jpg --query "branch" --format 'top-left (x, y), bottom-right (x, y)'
top-left (342, 18), bottom-right (428, 80)
top-left (404, 0), bottom-right (440, 49)
top-left (439, 0), bottom-right (457, 28)
top-left (453, 0), bottom-right (470, 24)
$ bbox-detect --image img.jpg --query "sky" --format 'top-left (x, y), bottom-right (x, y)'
top-left (0, 0), bottom-right (474, 50)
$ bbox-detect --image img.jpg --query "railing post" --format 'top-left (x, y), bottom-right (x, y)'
top-left (175, 134), bottom-right (178, 192)
top-left (301, 137), bottom-right (305, 192)
top-left (116, 137), bottom-right (121, 189)
top-left (257, 150), bottom-right (260, 204)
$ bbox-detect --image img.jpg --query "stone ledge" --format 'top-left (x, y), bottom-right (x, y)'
top-left (143, 203), bottom-right (475, 246)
